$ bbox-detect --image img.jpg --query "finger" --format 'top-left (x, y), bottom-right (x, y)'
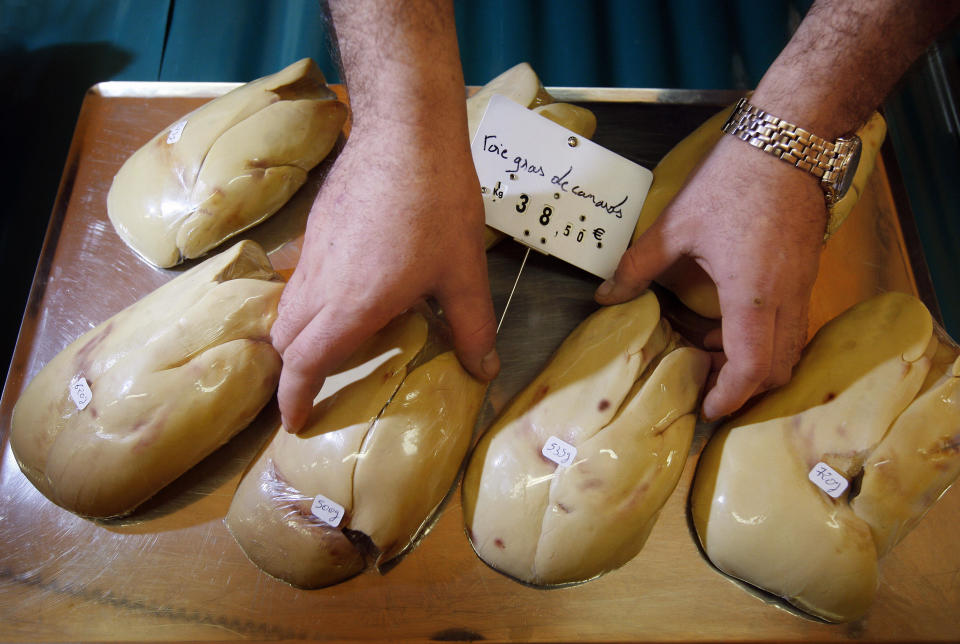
top-left (595, 220), bottom-right (682, 305)
top-left (703, 327), bottom-right (723, 351)
top-left (710, 349), bottom-right (727, 372)
top-left (271, 267), bottom-right (326, 357)
top-left (702, 300), bottom-right (776, 420)
top-left (763, 299), bottom-right (809, 391)
top-left (276, 262), bottom-right (307, 317)
top-left (437, 275), bottom-right (499, 381)
top-left (277, 303), bottom-right (392, 433)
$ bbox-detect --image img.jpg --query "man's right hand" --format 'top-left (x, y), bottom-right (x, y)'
top-left (270, 117), bottom-right (498, 434)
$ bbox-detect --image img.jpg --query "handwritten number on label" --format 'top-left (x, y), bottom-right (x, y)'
top-left (69, 375), bottom-right (92, 411)
top-left (808, 461), bottom-right (849, 498)
top-left (166, 119), bottom-right (187, 144)
top-left (492, 181), bottom-right (504, 199)
top-left (310, 494), bottom-right (344, 527)
top-left (563, 224), bottom-right (571, 236)
top-left (542, 436), bottom-right (577, 467)
top-left (576, 229), bottom-right (585, 242)
top-left (539, 205), bottom-right (553, 226)
top-left (516, 194), bottom-right (529, 213)
top-left (546, 442), bottom-right (569, 461)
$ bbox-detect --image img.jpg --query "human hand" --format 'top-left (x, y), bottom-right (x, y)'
top-left (271, 118), bottom-right (499, 433)
top-left (595, 136), bottom-right (827, 420)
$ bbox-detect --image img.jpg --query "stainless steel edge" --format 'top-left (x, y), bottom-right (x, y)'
top-left (546, 86), bottom-right (744, 104)
top-left (91, 81), bottom-right (745, 105)
top-left (93, 81), bottom-right (242, 98)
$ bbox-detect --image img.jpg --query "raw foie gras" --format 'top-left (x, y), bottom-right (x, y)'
top-left (691, 291), bottom-right (960, 622)
top-left (107, 58), bottom-right (347, 267)
top-left (462, 291), bottom-right (709, 585)
top-left (11, 240), bottom-right (283, 518)
top-left (226, 311), bottom-right (486, 588)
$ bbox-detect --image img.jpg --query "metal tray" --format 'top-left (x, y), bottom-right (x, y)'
top-left (0, 83), bottom-right (956, 642)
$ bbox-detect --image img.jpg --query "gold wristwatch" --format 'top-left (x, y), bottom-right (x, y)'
top-left (721, 97), bottom-right (863, 206)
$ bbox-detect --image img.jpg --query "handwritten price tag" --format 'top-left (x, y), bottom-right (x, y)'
top-left (68, 375), bottom-right (92, 411)
top-left (472, 94), bottom-right (653, 279)
top-left (808, 461), bottom-right (849, 498)
top-left (310, 493), bottom-right (344, 527)
top-left (542, 436), bottom-right (577, 468)
top-left (166, 119), bottom-right (187, 144)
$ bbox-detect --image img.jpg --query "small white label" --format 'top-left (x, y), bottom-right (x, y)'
top-left (166, 119), bottom-right (187, 144)
top-left (310, 493), bottom-right (344, 527)
top-left (542, 436), bottom-right (577, 468)
top-left (472, 94), bottom-right (653, 280)
top-left (808, 461), bottom-right (849, 498)
top-left (69, 376), bottom-right (92, 411)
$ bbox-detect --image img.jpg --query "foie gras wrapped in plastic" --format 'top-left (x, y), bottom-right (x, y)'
top-left (462, 291), bottom-right (709, 586)
top-left (107, 58), bottom-right (347, 268)
top-left (10, 240), bottom-right (284, 518)
top-left (226, 308), bottom-right (486, 588)
top-left (691, 291), bottom-right (960, 622)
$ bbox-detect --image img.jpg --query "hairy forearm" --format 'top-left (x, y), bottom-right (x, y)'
top-left (326, 0), bottom-right (467, 137)
top-left (753, 0), bottom-right (960, 138)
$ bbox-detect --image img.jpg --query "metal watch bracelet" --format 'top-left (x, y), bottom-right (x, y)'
top-left (721, 97), bottom-right (861, 206)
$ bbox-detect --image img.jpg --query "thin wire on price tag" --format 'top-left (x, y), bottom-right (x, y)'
top-left (472, 94), bottom-right (653, 281)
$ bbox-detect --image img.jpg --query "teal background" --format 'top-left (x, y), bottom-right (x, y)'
top-left (1, 0), bottom-right (957, 382)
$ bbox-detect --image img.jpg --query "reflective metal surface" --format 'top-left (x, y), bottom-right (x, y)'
top-left (0, 84), bottom-right (957, 641)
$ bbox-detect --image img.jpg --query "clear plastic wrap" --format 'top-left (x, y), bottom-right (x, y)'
top-left (9, 240), bottom-right (284, 518)
top-left (461, 291), bottom-right (709, 586)
top-left (225, 306), bottom-right (488, 588)
top-left (106, 58), bottom-right (347, 268)
top-left (690, 291), bottom-right (960, 623)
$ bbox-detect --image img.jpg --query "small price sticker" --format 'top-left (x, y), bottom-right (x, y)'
top-left (68, 375), bottom-right (92, 411)
top-left (542, 436), bottom-right (577, 468)
top-left (808, 461), bottom-right (849, 498)
top-left (166, 119), bottom-right (187, 144)
top-left (310, 493), bottom-right (344, 527)
top-left (472, 94), bottom-right (653, 280)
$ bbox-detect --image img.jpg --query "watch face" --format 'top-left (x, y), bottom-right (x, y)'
top-left (831, 136), bottom-right (862, 204)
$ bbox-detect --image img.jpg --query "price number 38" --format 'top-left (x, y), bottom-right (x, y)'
top-left (514, 194), bottom-right (552, 226)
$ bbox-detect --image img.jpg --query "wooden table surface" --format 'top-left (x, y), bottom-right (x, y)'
top-left (0, 84), bottom-right (956, 642)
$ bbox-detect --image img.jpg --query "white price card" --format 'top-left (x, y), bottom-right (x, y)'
top-left (310, 493), bottom-right (345, 527)
top-left (808, 461), bottom-right (849, 498)
top-left (166, 119), bottom-right (187, 144)
top-left (472, 94), bottom-right (653, 280)
top-left (542, 436), bottom-right (577, 468)
top-left (68, 375), bottom-right (92, 411)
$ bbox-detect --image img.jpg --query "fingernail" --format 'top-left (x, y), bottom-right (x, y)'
top-left (481, 349), bottom-right (500, 380)
top-left (281, 415), bottom-right (298, 434)
top-left (596, 279), bottom-right (615, 299)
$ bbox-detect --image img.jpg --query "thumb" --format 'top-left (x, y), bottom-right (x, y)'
top-left (595, 220), bottom-right (681, 304)
top-left (436, 269), bottom-right (499, 382)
